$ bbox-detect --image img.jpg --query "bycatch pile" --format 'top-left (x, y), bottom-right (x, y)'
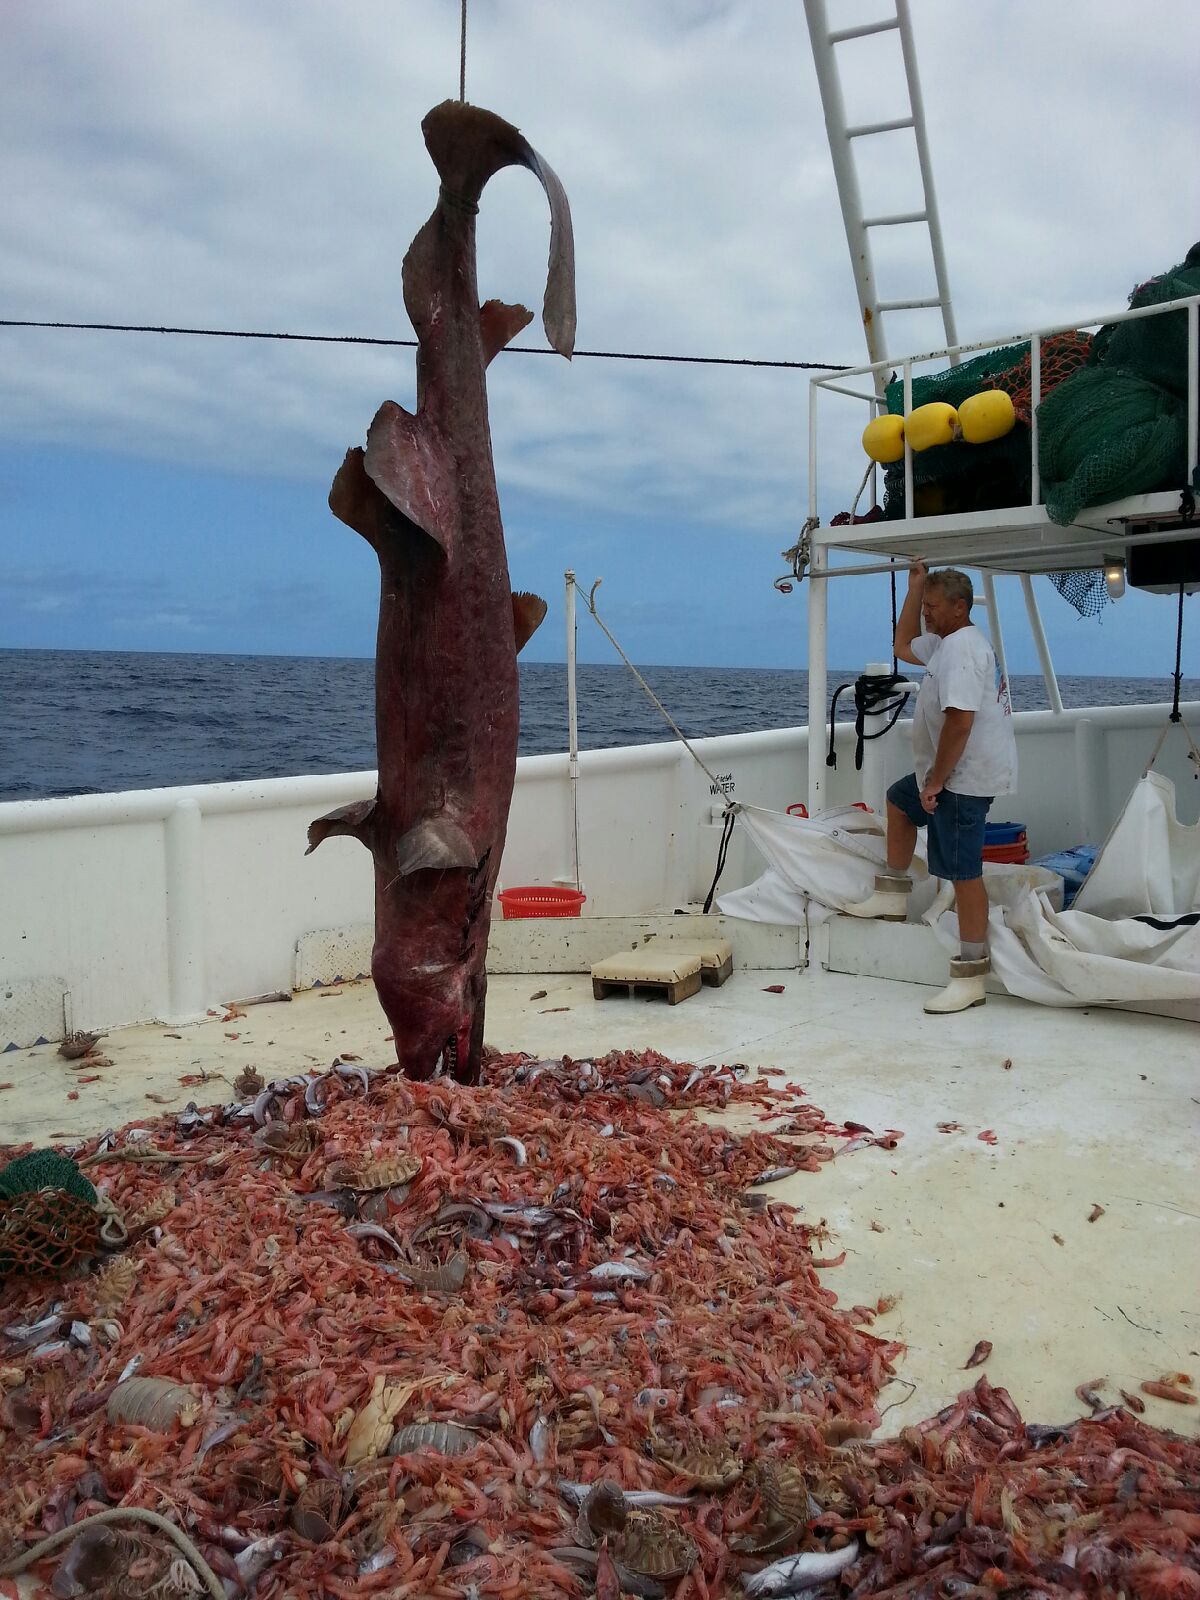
top-left (1, 1049), bottom-right (1196, 1598)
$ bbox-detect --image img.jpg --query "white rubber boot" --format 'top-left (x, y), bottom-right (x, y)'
top-left (924, 955), bottom-right (989, 1014)
top-left (843, 873), bottom-right (913, 922)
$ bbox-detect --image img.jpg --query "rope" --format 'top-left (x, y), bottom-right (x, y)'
top-left (0, 320), bottom-right (849, 371)
top-left (1170, 581), bottom-right (1186, 724)
top-left (0, 1508), bottom-right (225, 1600)
top-left (578, 580), bottom-right (722, 787)
top-left (702, 808), bottom-right (737, 914)
top-left (826, 672), bottom-right (911, 773)
top-left (459, 0), bottom-right (467, 101)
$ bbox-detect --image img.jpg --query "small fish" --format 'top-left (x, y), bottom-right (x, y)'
top-left (529, 1413), bottom-right (553, 1464)
top-left (742, 1541), bottom-right (859, 1596)
top-left (234, 1537), bottom-right (287, 1586)
top-left (494, 1135), bottom-right (527, 1167)
top-left (304, 1075), bottom-right (329, 1115)
top-left (347, 1222), bottom-right (406, 1257)
top-left (3, 1312), bottom-right (62, 1349)
top-left (28, 1340), bottom-right (71, 1363)
top-left (557, 1482), bottom-right (691, 1510)
top-left (634, 1388), bottom-right (678, 1412)
top-left (749, 1165), bottom-right (801, 1186)
top-left (358, 1548), bottom-right (396, 1576)
top-left (196, 1414), bottom-right (242, 1463)
top-left (118, 1354), bottom-right (143, 1383)
top-left (334, 1061), bottom-right (372, 1094)
top-left (68, 1321), bottom-right (92, 1349)
top-left (583, 1260), bottom-right (651, 1282)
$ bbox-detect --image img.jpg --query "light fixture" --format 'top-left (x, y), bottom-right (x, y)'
top-left (1104, 562), bottom-right (1126, 600)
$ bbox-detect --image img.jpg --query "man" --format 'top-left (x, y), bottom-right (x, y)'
top-left (845, 563), bottom-right (1018, 1013)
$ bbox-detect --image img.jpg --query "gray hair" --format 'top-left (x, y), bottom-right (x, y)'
top-left (926, 567), bottom-right (973, 610)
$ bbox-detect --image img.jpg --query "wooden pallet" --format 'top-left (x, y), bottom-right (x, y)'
top-left (592, 968), bottom-right (703, 1005)
top-left (590, 944), bottom-right (706, 1006)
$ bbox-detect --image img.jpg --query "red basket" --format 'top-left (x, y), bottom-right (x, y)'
top-left (982, 840), bottom-right (1030, 865)
top-left (497, 885), bottom-right (587, 920)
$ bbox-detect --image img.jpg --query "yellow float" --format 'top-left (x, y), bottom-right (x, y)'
top-left (956, 388), bottom-right (1016, 444)
top-left (905, 401), bottom-right (958, 451)
top-left (861, 413), bottom-right (905, 463)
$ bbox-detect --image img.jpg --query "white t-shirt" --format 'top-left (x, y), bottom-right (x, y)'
top-left (910, 625), bottom-right (1018, 797)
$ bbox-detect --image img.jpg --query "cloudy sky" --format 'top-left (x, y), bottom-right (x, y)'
top-left (2, 0), bottom-right (1197, 676)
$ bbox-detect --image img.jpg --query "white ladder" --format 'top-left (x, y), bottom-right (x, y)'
top-left (803, 0), bottom-right (960, 390)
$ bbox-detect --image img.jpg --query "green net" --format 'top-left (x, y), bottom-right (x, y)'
top-left (1037, 366), bottom-right (1187, 526)
top-left (0, 1149), bottom-right (96, 1203)
top-left (879, 334), bottom-right (1093, 520)
top-left (1090, 243), bottom-right (1200, 398)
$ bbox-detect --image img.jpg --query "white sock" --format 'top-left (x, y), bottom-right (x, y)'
top-left (960, 940), bottom-right (987, 962)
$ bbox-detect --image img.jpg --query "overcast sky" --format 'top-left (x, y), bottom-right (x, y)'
top-left (2, 0), bottom-right (1197, 677)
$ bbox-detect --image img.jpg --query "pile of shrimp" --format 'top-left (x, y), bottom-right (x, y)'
top-left (1, 1048), bottom-right (1196, 1599)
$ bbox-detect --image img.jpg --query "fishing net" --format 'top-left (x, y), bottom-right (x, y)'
top-left (0, 1150), bottom-right (101, 1281)
top-left (878, 335), bottom-right (1093, 521)
top-left (1090, 241), bottom-right (1200, 398)
top-left (0, 1188), bottom-right (101, 1280)
top-left (1037, 365), bottom-right (1187, 526)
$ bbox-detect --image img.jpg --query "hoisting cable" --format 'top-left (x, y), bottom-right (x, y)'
top-left (578, 580), bottom-right (723, 789)
top-left (459, 0), bottom-right (468, 101)
top-left (579, 579), bottom-right (738, 912)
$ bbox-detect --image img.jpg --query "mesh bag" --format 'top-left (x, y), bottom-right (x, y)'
top-left (1037, 365), bottom-right (1187, 526)
top-left (1090, 243), bottom-right (1200, 398)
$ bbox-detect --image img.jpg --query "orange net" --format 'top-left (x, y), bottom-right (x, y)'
top-left (981, 330), bottom-right (1093, 425)
top-left (0, 1189), bottom-right (101, 1279)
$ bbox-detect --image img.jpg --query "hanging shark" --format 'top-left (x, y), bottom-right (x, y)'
top-left (306, 100), bottom-right (575, 1083)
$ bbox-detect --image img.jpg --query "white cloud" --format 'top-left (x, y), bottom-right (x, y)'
top-left (1, 0), bottom-right (1196, 548)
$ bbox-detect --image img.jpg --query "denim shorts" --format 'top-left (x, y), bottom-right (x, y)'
top-left (887, 773), bottom-right (993, 881)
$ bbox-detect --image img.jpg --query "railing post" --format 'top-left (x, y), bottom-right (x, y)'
top-left (806, 542), bottom-right (829, 816)
top-left (1030, 332), bottom-right (1041, 504)
top-left (981, 572), bottom-right (1010, 701)
top-left (1074, 718), bottom-right (1109, 844)
top-left (163, 798), bottom-right (208, 1023)
top-left (564, 569), bottom-right (581, 891)
top-left (1020, 573), bottom-right (1064, 714)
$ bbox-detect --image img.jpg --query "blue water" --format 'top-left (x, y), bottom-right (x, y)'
top-left (1, 648), bottom-right (1196, 802)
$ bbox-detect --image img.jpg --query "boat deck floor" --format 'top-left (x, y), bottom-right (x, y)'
top-left (4, 967), bottom-right (1197, 1438)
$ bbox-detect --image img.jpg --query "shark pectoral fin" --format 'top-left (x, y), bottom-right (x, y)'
top-left (306, 797), bottom-right (377, 855)
top-left (512, 591), bottom-right (548, 653)
top-left (329, 448), bottom-right (397, 550)
top-left (481, 299), bottom-right (534, 366)
top-left (394, 817), bottom-right (478, 877)
top-left (363, 401), bottom-right (456, 559)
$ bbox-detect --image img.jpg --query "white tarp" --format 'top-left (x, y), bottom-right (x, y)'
top-left (926, 771), bottom-right (1200, 1012)
top-left (715, 804), bottom-right (928, 927)
top-left (717, 782), bottom-right (1199, 1015)
top-left (1073, 770), bottom-right (1200, 918)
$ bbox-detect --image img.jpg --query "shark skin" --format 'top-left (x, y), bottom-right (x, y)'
top-left (307, 101), bottom-right (575, 1084)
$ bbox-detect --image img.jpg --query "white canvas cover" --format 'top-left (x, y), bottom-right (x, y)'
top-left (927, 769), bottom-right (1200, 1012)
top-left (1072, 770), bottom-right (1200, 918)
top-left (715, 804), bottom-right (928, 927)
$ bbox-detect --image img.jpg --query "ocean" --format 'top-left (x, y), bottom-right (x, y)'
top-left (1, 648), bottom-right (1196, 803)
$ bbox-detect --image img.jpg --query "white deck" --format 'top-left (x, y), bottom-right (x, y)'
top-left (5, 961), bottom-right (1196, 1442)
